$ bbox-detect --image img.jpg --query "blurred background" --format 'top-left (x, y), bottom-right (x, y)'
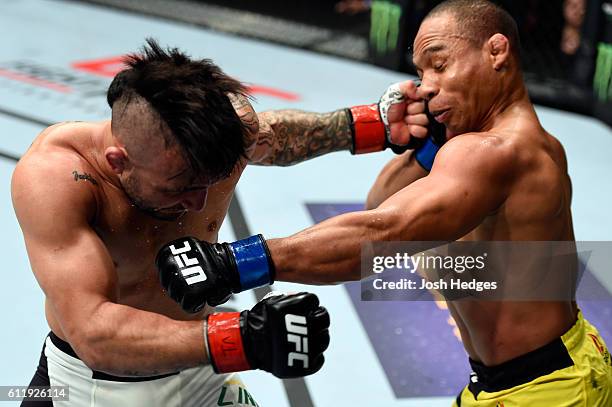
top-left (78, 0), bottom-right (612, 124)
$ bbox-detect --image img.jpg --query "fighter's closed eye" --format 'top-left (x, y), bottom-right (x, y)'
top-left (433, 62), bottom-right (446, 72)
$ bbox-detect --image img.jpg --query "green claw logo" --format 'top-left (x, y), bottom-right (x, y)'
top-left (594, 42), bottom-right (612, 102)
top-left (370, 1), bottom-right (402, 55)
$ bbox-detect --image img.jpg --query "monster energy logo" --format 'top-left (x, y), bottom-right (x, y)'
top-left (594, 42), bottom-right (612, 102)
top-left (370, 1), bottom-right (402, 55)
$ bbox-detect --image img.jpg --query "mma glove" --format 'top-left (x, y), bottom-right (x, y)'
top-left (348, 80), bottom-right (447, 171)
top-left (204, 292), bottom-right (330, 378)
top-left (156, 235), bottom-right (274, 311)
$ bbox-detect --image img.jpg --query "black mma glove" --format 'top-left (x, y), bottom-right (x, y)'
top-left (156, 235), bottom-right (274, 312)
top-left (205, 292), bottom-right (330, 379)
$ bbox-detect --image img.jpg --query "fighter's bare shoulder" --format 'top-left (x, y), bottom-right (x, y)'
top-left (434, 131), bottom-right (518, 176)
top-left (12, 123), bottom-right (100, 226)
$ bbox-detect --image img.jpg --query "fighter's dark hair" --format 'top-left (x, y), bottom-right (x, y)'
top-left (427, 0), bottom-right (521, 61)
top-left (107, 38), bottom-right (249, 179)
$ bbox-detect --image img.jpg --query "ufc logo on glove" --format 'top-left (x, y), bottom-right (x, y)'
top-left (286, 314), bottom-right (309, 368)
top-left (169, 241), bottom-right (207, 285)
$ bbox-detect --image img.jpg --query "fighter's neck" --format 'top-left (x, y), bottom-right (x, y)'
top-left (90, 120), bottom-right (123, 191)
top-left (477, 77), bottom-right (534, 133)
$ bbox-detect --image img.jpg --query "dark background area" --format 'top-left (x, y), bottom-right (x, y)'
top-left (200, 0), bottom-right (610, 123)
top-left (202, 0), bottom-right (371, 36)
top-left (77, 0), bottom-right (612, 125)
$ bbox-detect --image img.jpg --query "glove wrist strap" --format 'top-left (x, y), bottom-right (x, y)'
top-left (413, 102), bottom-right (446, 171)
top-left (227, 235), bottom-right (274, 291)
top-left (414, 135), bottom-right (442, 171)
top-left (347, 104), bottom-right (386, 154)
top-left (207, 312), bottom-right (251, 373)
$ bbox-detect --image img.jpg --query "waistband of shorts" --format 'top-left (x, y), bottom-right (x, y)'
top-left (560, 309), bottom-right (586, 353)
top-left (48, 331), bottom-right (180, 382)
top-left (468, 315), bottom-right (579, 394)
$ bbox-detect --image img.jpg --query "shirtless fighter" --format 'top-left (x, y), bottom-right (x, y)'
top-left (157, 1), bottom-right (612, 405)
top-left (12, 38), bottom-right (431, 406)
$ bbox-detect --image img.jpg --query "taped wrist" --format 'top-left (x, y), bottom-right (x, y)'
top-left (206, 312), bottom-right (251, 373)
top-left (414, 137), bottom-right (442, 171)
top-left (226, 234), bottom-right (275, 292)
top-left (347, 104), bottom-right (386, 154)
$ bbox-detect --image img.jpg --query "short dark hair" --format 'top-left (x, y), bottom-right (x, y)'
top-left (427, 0), bottom-right (521, 60)
top-left (107, 38), bottom-right (249, 180)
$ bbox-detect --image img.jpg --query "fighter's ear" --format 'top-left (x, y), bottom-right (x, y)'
top-left (105, 146), bottom-right (129, 174)
top-left (487, 33), bottom-right (511, 71)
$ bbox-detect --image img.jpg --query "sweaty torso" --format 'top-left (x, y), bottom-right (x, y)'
top-left (91, 175), bottom-right (234, 320)
top-left (446, 113), bottom-right (577, 366)
top-left (27, 121), bottom-right (243, 339)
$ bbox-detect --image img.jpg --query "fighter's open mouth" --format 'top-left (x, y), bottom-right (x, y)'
top-left (430, 108), bottom-right (450, 118)
top-left (430, 109), bottom-right (450, 123)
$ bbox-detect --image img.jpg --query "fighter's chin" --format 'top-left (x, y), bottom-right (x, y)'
top-left (136, 204), bottom-right (187, 221)
top-left (150, 210), bottom-right (187, 222)
top-left (443, 120), bottom-right (469, 139)
top-left (150, 206), bottom-right (188, 221)
top-left (445, 128), bottom-right (459, 140)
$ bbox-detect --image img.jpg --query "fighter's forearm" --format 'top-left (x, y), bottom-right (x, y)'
top-left (73, 302), bottom-right (207, 376)
top-left (267, 207), bottom-right (401, 284)
top-left (252, 109), bottom-right (351, 166)
top-left (366, 151), bottom-right (428, 209)
top-left (267, 178), bottom-right (463, 284)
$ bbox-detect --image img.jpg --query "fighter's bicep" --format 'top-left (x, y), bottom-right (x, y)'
top-left (379, 136), bottom-right (513, 240)
top-left (12, 160), bottom-right (118, 335)
top-left (378, 174), bottom-right (492, 241)
top-left (26, 226), bottom-right (119, 356)
top-left (23, 223), bottom-right (118, 305)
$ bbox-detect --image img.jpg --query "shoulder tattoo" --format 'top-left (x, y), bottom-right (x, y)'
top-left (72, 170), bottom-right (98, 186)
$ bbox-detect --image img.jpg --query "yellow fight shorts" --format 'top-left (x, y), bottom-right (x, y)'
top-left (453, 311), bottom-right (612, 407)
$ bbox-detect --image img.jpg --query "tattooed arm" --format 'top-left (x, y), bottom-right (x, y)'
top-left (229, 93), bottom-right (351, 166)
top-left (252, 109), bottom-right (351, 166)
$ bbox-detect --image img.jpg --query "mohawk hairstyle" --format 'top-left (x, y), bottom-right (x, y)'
top-left (427, 0), bottom-right (521, 61)
top-left (107, 38), bottom-right (249, 179)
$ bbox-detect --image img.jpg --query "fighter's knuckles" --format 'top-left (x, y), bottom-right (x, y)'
top-left (390, 125), bottom-right (412, 145)
top-left (310, 355), bottom-right (325, 374)
top-left (278, 292), bottom-right (319, 312)
top-left (401, 126), bottom-right (414, 143)
top-left (409, 125), bottom-right (428, 139)
top-left (310, 306), bottom-right (330, 331)
top-left (406, 100), bottom-right (426, 115)
top-left (385, 102), bottom-right (407, 121)
top-left (398, 80), bottom-right (419, 99)
top-left (404, 113), bottom-right (429, 126)
top-left (313, 329), bottom-right (330, 354)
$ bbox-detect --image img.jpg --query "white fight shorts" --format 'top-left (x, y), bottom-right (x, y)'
top-left (22, 332), bottom-right (260, 407)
